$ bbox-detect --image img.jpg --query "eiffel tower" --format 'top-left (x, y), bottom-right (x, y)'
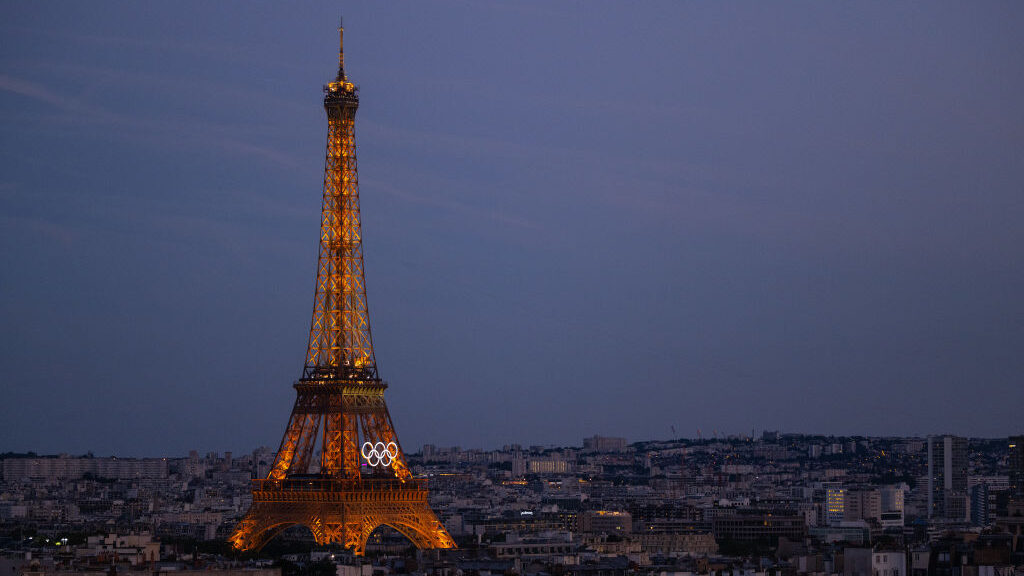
top-left (228, 22), bottom-right (456, 555)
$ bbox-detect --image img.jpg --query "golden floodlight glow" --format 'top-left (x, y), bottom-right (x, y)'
top-left (228, 21), bottom-right (455, 556)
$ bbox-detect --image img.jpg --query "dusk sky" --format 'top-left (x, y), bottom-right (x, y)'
top-left (2, 2), bottom-right (1022, 457)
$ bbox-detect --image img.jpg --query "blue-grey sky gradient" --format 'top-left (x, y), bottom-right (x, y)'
top-left (2, 2), bottom-right (1022, 456)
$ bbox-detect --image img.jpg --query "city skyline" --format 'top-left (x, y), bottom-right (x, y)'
top-left (0, 431), bottom-right (1020, 461)
top-left (2, 3), bottom-right (1023, 457)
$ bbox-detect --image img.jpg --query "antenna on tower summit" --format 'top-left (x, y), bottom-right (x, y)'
top-left (336, 16), bottom-right (346, 83)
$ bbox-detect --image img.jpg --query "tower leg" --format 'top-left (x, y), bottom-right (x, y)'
top-left (230, 498), bottom-right (455, 555)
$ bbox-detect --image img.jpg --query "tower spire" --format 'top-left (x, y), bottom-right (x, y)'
top-left (336, 17), bottom-right (346, 82)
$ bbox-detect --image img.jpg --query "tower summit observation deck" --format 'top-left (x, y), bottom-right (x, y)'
top-left (228, 21), bottom-right (456, 555)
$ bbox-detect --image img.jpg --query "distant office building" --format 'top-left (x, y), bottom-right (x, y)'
top-left (636, 532), bottom-right (718, 556)
top-left (970, 483), bottom-right (990, 526)
top-left (713, 512), bottom-right (807, 542)
top-left (583, 435), bottom-right (627, 452)
top-left (579, 510), bottom-right (632, 534)
top-left (808, 522), bottom-right (871, 546)
top-left (511, 452), bottom-right (526, 477)
top-left (825, 482), bottom-right (845, 526)
top-left (844, 489), bottom-right (881, 523)
top-left (968, 475), bottom-right (1010, 491)
top-left (2, 457), bottom-right (168, 482)
top-left (927, 435), bottom-right (968, 519)
top-left (1010, 436), bottom-right (1024, 497)
top-left (183, 450), bottom-right (204, 478)
top-left (527, 458), bottom-right (572, 474)
top-left (251, 446), bottom-right (274, 478)
top-left (879, 485), bottom-right (905, 527)
top-left (880, 485), bottom-right (905, 514)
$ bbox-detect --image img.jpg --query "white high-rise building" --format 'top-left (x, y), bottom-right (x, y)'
top-left (927, 435), bottom-right (968, 519)
top-left (879, 485), bottom-right (906, 527)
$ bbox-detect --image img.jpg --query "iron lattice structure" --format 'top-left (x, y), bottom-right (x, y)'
top-left (229, 24), bottom-right (455, 556)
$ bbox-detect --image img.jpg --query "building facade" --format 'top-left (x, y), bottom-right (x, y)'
top-left (927, 435), bottom-right (967, 520)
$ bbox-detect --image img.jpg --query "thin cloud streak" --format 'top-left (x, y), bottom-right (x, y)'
top-left (1, 72), bottom-right (305, 170)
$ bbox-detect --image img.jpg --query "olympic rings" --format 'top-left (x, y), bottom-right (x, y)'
top-left (361, 441), bottom-right (399, 467)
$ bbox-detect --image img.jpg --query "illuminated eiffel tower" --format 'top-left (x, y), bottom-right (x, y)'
top-left (228, 22), bottom-right (456, 555)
